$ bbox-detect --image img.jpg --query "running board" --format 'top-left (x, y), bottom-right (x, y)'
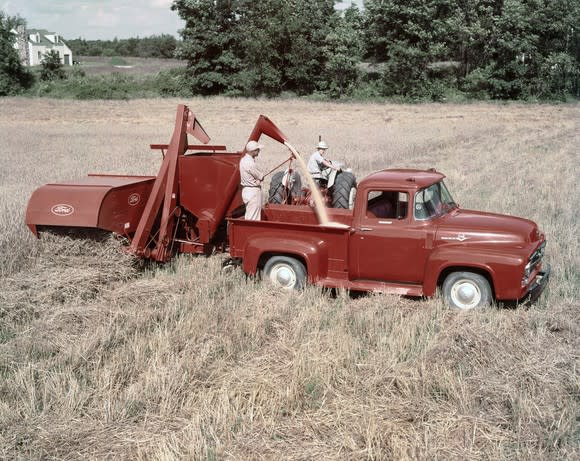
top-left (316, 278), bottom-right (424, 296)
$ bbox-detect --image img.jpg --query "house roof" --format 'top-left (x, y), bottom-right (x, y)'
top-left (26, 29), bottom-right (68, 46)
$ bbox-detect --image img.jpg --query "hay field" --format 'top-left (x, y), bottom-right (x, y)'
top-left (77, 56), bottom-right (186, 76)
top-left (0, 97), bottom-right (578, 460)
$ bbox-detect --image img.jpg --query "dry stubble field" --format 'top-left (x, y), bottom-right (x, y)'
top-left (0, 97), bottom-right (578, 460)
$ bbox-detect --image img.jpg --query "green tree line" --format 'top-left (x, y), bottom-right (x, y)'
top-left (171, 0), bottom-right (579, 100)
top-left (2, 1), bottom-right (579, 100)
top-left (67, 35), bottom-right (178, 59)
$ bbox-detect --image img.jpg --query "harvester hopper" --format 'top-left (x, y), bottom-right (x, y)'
top-left (26, 174), bottom-right (156, 237)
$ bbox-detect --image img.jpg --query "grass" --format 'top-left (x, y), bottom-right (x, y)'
top-left (0, 97), bottom-right (578, 459)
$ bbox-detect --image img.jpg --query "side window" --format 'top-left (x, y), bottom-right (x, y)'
top-left (366, 190), bottom-right (408, 219)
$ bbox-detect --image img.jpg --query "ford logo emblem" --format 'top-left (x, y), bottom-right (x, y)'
top-left (128, 193), bottom-right (140, 206)
top-left (51, 204), bottom-right (74, 216)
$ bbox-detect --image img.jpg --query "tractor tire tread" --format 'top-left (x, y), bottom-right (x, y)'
top-left (332, 172), bottom-right (357, 209)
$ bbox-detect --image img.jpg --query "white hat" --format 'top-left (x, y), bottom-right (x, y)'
top-left (245, 140), bottom-right (264, 152)
top-left (317, 141), bottom-right (329, 150)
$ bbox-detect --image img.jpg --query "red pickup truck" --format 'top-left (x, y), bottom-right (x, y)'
top-left (229, 168), bottom-right (549, 310)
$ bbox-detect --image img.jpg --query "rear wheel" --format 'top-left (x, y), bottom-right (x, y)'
top-left (268, 171), bottom-right (286, 204)
top-left (443, 271), bottom-right (492, 310)
top-left (263, 256), bottom-right (307, 290)
top-left (268, 171), bottom-right (302, 204)
top-left (332, 172), bottom-right (357, 209)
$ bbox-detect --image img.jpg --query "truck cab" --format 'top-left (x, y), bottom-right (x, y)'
top-left (349, 168), bottom-right (549, 308)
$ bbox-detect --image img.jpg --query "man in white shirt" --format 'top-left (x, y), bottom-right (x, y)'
top-left (240, 140), bottom-right (264, 220)
top-left (307, 141), bottom-right (340, 186)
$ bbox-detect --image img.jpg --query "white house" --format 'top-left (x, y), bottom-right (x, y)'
top-left (13, 27), bottom-right (73, 66)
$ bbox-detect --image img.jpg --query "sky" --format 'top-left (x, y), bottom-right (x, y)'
top-left (2, 0), bottom-right (184, 40)
top-left (3, 1), bottom-right (364, 41)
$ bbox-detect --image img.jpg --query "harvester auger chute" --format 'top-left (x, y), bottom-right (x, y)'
top-left (25, 104), bottom-right (291, 262)
top-left (128, 105), bottom-right (211, 261)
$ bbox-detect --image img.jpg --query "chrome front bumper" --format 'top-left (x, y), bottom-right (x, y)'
top-left (522, 263), bottom-right (551, 305)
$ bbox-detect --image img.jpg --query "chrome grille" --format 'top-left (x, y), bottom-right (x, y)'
top-left (528, 241), bottom-right (546, 269)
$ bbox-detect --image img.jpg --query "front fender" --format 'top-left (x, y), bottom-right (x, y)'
top-left (423, 245), bottom-right (526, 298)
top-left (241, 234), bottom-right (330, 281)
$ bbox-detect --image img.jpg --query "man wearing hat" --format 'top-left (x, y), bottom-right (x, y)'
top-left (240, 140), bottom-right (265, 220)
top-left (307, 140), bottom-right (341, 186)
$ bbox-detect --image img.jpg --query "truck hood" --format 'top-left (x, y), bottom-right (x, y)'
top-left (436, 208), bottom-right (541, 245)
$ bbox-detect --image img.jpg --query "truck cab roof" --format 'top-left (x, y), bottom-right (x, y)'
top-left (361, 169), bottom-right (446, 191)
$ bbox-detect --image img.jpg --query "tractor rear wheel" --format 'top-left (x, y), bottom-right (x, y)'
top-left (332, 172), bottom-right (357, 209)
top-left (268, 171), bottom-right (286, 204)
top-left (268, 171), bottom-right (302, 204)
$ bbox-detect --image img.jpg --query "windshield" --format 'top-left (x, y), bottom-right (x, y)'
top-left (414, 181), bottom-right (457, 220)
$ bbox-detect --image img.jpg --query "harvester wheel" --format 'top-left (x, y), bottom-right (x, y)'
top-left (443, 271), bottom-right (492, 310)
top-left (264, 256), bottom-right (307, 290)
top-left (332, 172), bottom-right (357, 209)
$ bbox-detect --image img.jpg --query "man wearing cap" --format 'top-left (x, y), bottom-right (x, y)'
top-left (307, 140), bottom-right (341, 187)
top-left (240, 140), bottom-right (264, 220)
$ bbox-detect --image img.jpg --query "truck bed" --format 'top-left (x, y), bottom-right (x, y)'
top-left (262, 203), bottom-right (353, 226)
top-left (228, 204), bottom-right (352, 281)
top-left (228, 204), bottom-right (423, 295)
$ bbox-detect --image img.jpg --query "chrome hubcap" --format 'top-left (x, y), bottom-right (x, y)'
top-left (450, 280), bottom-right (481, 309)
top-left (270, 264), bottom-right (297, 289)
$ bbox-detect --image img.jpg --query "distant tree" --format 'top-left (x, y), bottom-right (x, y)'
top-left (69, 38), bottom-right (90, 56)
top-left (280, 0), bottom-right (339, 94)
top-left (233, 0), bottom-right (340, 95)
top-left (322, 4), bottom-right (364, 96)
top-left (125, 38), bottom-right (139, 56)
top-left (137, 35), bottom-right (178, 58)
top-left (232, 0), bottom-right (285, 95)
top-left (457, 0), bottom-right (580, 99)
top-left (0, 11), bottom-right (33, 95)
top-left (172, 0), bottom-right (241, 94)
top-left (364, 0), bottom-right (448, 97)
top-left (363, 0), bottom-right (579, 99)
top-left (40, 50), bottom-right (66, 81)
top-left (173, 0), bottom-right (345, 96)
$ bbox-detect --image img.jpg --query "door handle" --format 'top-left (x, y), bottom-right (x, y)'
top-left (358, 227), bottom-right (373, 232)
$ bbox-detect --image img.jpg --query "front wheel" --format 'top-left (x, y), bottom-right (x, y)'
top-left (442, 271), bottom-right (492, 310)
top-left (263, 256), bottom-right (307, 290)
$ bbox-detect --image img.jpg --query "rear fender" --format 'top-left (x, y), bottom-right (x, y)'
top-left (325, 161), bottom-right (348, 188)
top-left (325, 168), bottom-right (338, 188)
top-left (241, 236), bottom-right (329, 281)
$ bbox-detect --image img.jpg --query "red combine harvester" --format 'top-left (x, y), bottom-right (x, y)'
top-left (26, 104), bottom-right (290, 261)
top-left (26, 104), bottom-right (550, 310)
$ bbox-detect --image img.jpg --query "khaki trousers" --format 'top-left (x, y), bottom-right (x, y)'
top-left (242, 187), bottom-right (262, 220)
